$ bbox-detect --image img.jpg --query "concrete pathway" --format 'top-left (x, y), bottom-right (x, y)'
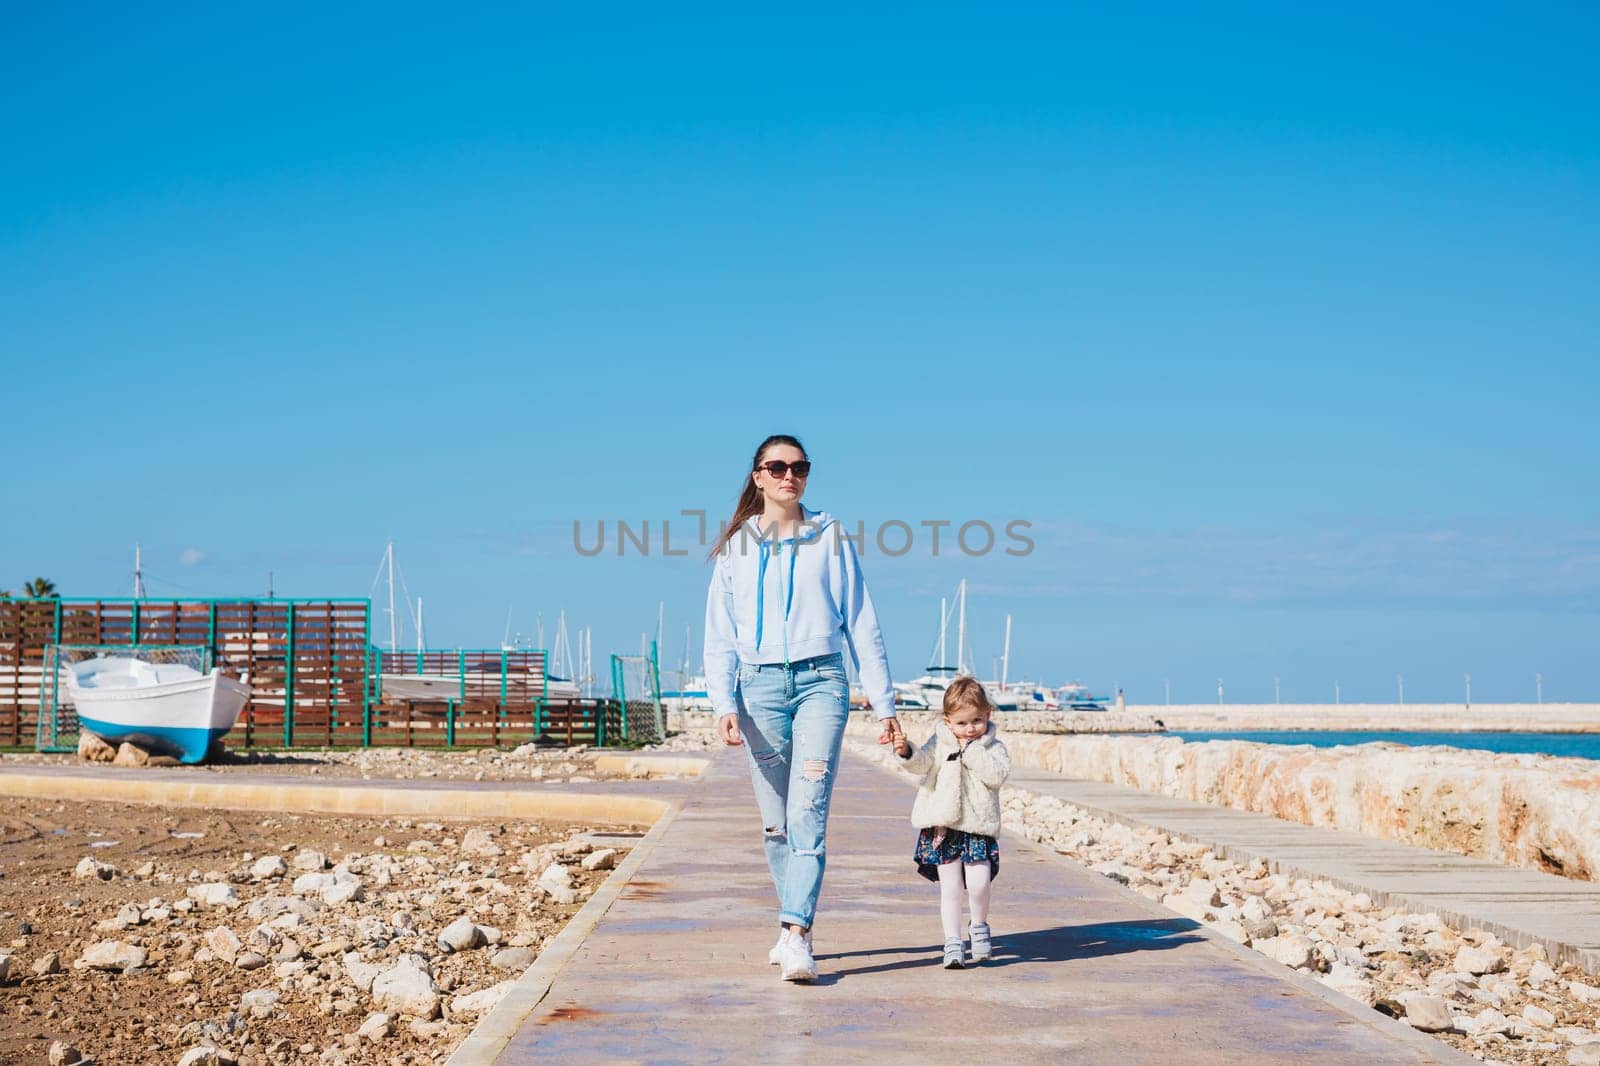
top-left (495, 750), bottom-right (1464, 1064)
top-left (1012, 768), bottom-right (1600, 974)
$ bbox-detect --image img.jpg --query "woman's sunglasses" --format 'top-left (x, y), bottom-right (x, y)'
top-left (756, 460), bottom-right (811, 479)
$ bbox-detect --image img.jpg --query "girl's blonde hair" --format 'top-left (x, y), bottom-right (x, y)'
top-left (942, 676), bottom-right (996, 718)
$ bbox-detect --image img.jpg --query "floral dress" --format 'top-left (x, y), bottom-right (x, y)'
top-left (914, 826), bottom-right (1000, 883)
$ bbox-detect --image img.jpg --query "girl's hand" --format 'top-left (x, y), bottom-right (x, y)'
top-left (877, 716), bottom-right (903, 748)
top-left (716, 714), bottom-right (743, 746)
top-left (893, 734), bottom-right (912, 757)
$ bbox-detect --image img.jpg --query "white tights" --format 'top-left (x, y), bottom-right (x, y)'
top-left (936, 861), bottom-right (992, 941)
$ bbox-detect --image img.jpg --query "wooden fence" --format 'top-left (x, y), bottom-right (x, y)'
top-left (2, 599), bottom-right (650, 749)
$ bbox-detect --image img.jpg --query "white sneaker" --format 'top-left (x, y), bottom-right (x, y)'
top-left (769, 927), bottom-right (811, 965)
top-left (779, 928), bottom-right (818, 982)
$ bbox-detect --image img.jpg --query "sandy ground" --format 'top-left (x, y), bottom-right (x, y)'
top-left (0, 796), bottom-right (634, 1065)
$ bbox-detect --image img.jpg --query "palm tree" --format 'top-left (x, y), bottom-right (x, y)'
top-left (23, 577), bottom-right (57, 598)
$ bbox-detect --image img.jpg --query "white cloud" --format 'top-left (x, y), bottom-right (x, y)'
top-left (180, 548), bottom-right (205, 566)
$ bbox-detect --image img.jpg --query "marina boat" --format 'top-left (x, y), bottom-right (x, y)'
top-left (66, 656), bottom-right (250, 764)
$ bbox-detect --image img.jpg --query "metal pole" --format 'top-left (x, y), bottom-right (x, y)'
top-left (1397, 674), bottom-right (1404, 704)
top-left (1217, 677), bottom-right (1224, 706)
top-left (1536, 672), bottom-right (1543, 704)
top-left (1273, 675), bottom-right (1280, 705)
top-left (1465, 673), bottom-right (1472, 710)
top-left (1335, 680), bottom-right (1341, 705)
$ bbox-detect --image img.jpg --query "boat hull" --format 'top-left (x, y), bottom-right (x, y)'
top-left (72, 671), bottom-right (250, 764)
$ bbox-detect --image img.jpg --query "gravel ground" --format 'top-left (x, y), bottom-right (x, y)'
top-left (0, 797), bottom-right (634, 1065)
top-left (2, 738), bottom-right (717, 783)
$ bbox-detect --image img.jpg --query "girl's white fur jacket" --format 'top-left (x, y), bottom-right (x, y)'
top-left (896, 719), bottom-right (1011, 837)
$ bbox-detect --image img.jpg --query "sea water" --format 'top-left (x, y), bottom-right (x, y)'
top-left (1166, 729), bottom-right (1600, 761)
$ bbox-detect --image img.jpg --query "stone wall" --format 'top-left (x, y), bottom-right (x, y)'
top-left (960, 729), bottom-right (1600, 882)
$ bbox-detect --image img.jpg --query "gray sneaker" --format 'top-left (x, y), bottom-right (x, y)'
top-left (943, 937), bottom-right (966, 969)
top-left (969, 922), bottom-right (993, 962)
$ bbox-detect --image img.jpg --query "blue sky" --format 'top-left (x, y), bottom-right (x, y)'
top-left (2, 4), bottom-right (1595, 702)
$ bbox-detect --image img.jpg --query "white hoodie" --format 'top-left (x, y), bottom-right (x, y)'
top-left (703, 506), bottom-right (896, 720)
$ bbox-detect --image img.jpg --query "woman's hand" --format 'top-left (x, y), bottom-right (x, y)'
top-left (877, 716), bottom-right (904, 752)
top-left (717, 713), bottom-right (743, 746)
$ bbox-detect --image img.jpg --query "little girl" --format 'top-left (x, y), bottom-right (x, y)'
top-left (892, 676), bottom-right (1011, 968)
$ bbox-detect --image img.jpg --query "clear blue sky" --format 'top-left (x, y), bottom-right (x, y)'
top-left (3, 4), bottom-right (1595, 702)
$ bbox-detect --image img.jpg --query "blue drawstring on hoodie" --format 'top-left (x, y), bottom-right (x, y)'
top-left (752, 524), bottom-right (801, 668)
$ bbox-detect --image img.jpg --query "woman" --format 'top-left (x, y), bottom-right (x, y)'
top-left (703, 434), bottom-right (902, 982)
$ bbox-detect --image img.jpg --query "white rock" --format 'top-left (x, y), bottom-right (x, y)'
top-left (1527, 960), bottom-right (1559, 985)
top-left (292, 849), bottom-right (329, 871)
top-left (1454, 945), bottom-right (1505, 975)
top-left (460, 828), bottom-right (503, 857)
top-left (1400, 994), bottom-right (1454, 1032)
top-left (78, 940), bottom-right (146, 972)
top-left (176, 1048), bottom-right (219, 1066)
top-left (538, 863), bottom-right (579, 904)
top-left (438, 916), bottom-right (484, 952)
top-left (357, 1012), bottom-right (394, 1041)
top-left (240, 988), bottom-right (280, 1018)
top-left (1568, 1046), bottom-right (1600, 1066)
top-left (0, 953), bottom-right (10, 983)
top-left (1258, 935), bottom-right (1315, 971)
top-left (186, 883), bottom-right (239, 908)
top-left (73, 857), bottom-right (116, 881)
top-left (581, 848), bottom-right (617, 871)
top-left (1181, 879), bottom-right (1222, 907)
top-left (47, 1041), bottom-right (83, 1065)
top-left (1239, 895), bottom-right (1273, 923)
top-left (450, 980), bottom-right (516, 1015)
top-left (1209, 919), bottom-right (1249, 944)
top-left (292, 872), bottom-right (337, 896)
top-left (1319, 963), bottom-right (1376, 1007)
top-left (1523, 1004), bottom-right (1557, 1029)
top-left (205, 926), bottom-right (242, 963)
top-left (371, 957), bottom-right (440, 1019)
top-left (343, 952), bottom-right (383, 993)
top-left (320, 874), bottom-right (364, 906)
top-left (166, 969), bottom-right (193, 985)
top-left (251, 855), bottom-right (288, 880)
top-left (1571, 981), bottom-right (1600, 1004)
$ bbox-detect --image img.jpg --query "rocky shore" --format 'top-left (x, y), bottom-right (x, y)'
top-left (980, 731), bottom-right (1600, 883)
top-left (850, 738), bottom-right (1600, 1066)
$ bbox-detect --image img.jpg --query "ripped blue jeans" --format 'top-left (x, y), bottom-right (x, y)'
top-left (736, 652), bottom-right (851, 930)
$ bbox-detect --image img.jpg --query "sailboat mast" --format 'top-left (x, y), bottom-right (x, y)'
top-left (1001, 613), bottom-right (1011, 688)
top-left (938, 597), bottom-right (947, 668)
top-left (957, 579), bottom-right (967, 675)
top-left (134, 543), bottom-right (146, 599)
top-left (416, 597), bottom-right (424, 656)
top-left (386, 539), bottom-right (397, 655)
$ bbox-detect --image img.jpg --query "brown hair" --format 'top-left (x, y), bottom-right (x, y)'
top-left (707, 434), bottom-right (809, 560)
top-left (942, 676), bottom-right (996, 719)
